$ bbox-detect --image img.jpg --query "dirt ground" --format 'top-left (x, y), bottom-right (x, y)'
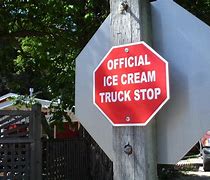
top-left (158, 169), bottom-right (210, 180)
top-left (171, 174), bottom-right (210, 180)
top-left (158, 156), bottom-right (210, 180)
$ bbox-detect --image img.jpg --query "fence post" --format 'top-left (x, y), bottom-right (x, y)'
top-left (30, 104), bottom-right (42, 180)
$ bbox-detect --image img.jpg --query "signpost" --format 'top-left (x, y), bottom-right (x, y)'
top-left (93, 42), bottom-right (169, 126)
top-left (109, 0), bottom-right (168, 179)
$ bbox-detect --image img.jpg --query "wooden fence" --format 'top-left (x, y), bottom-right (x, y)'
top-left (42, 138), bottom-right (90, 180)
top-left (0, 105), bottom-right (113, 180)
top-left (42, 130), bottom-right (113, 180)
top-left (0, 105), bottom-right (42, 180)
top-left (84, 129), bottom-right (113, 180)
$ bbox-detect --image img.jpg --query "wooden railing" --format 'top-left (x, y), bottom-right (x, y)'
top-left (0, 104), bottom-right (42, 180)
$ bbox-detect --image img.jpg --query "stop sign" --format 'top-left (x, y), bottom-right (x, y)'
top-left (93, 42), bottom-right (169, 126)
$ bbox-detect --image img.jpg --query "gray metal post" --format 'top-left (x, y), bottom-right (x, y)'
top-left (110, 0), bottom-right (157, 179)
top-left (30, 104), bottom-right (42, 180)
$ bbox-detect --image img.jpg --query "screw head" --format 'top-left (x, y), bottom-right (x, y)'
top-left (125, 116), bottom-right (130, 122)
top-left (124, 48), bottom-right (129, 53)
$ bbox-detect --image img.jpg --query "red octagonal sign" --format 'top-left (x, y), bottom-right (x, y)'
top-left (93, 42), bottom-right (169, 126)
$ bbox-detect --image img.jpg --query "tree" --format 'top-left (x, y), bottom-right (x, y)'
top-left (0, 0), bottom-right (210, 121)
top-left (175, 0), bottom-right (210, 25)
top-left (0, 0), bottom-right (109, 113)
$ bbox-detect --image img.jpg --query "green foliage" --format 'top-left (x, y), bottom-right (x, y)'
top-left (0, 0), bottom-right (109, 112)
top-left (9, 94), bottom-right (40, 109)
top-left (175, 0), bottom-right (210, 25)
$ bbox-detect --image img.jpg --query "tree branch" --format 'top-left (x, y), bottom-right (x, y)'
top-left (0, 30), bottom-right (50, 39)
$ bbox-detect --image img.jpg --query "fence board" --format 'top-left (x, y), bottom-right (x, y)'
top-left (0, 110), bottom-right (31, 116)
top-left (0, 115), bottom-right (28, 130)
top-left (0, 138), bottom-right (32, 144)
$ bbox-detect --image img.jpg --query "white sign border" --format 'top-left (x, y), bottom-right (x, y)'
top-left (93, 41), bottom-right (170, 126)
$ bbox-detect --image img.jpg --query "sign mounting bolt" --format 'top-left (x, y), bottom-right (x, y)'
top-left (125, 116), bottom-right (130, 122)
top-left (124, 143), bottom-right (132, 155)
top-left (125, 48), bottom-right (129, 53)
top-left (119, 1), bottom-right (128, 14)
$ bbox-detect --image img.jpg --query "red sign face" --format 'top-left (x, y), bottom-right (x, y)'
top-left (93, 42), bottom-right (169, 126)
